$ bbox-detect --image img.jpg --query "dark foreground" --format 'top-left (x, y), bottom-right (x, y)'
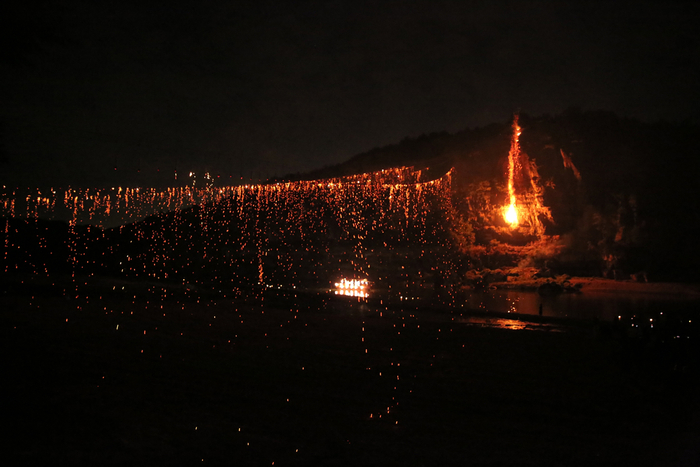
top-left (2, 276), bottom-right (700, 466)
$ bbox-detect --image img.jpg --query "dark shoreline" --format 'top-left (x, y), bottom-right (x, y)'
top-left (3, 272), bottom-right (700, 466)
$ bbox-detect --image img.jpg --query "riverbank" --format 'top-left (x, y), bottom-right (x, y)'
top-left (570, 277), bottom-right (700, 297)
top-left (488, 274), bottom-right (700, 298)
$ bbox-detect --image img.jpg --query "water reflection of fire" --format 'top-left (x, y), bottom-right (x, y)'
top-left (334, 278), bottom-right (369, 298)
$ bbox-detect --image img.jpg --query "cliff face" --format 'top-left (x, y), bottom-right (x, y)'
top-left (2, 111), bottom-right (698, 287)
top-left (280, 110), bottom-right (700, 281)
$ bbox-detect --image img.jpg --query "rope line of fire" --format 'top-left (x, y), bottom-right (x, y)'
top-left (1, 115), bottom-right (555, 303)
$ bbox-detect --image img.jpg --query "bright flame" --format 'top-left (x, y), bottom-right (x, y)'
top-left (503, 114), bottom-right (521, 228)
top-left (504, 203), bottom-right (518, 226)
top-left (499, 114), bottom-right (553, 234)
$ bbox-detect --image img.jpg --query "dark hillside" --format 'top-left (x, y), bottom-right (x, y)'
top-left (283, 110), bottom-right (700, 281)
top-left (2, 111), bottom-right (699, 287)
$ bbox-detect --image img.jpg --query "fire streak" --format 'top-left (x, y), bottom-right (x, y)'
top-left (500, 114), bottom-right (553, 236)
top-left (0, 167), bottom-right (456, 288)
top-left (504, 115), bottom-right (521, 228)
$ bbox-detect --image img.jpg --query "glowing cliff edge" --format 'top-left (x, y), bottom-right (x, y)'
top-left (501, 114), bottom-right (552, 236)
top-left (503, 115), bottom-right (522, 228)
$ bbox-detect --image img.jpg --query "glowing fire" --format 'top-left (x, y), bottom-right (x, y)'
top-left (334, 278), bottom-right (369, 298)
top-left (503, 115), bottom-right (522, 228)
top-left (504, 203), bottom-right (518, 226)
top-left (499, 114), bottom-right (553, 235)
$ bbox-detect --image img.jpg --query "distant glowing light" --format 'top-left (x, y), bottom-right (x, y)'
top-left (334, 278), bottom-right (369, 298)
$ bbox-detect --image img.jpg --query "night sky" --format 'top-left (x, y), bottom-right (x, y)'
top-left (1, 0), bottom-right (698, 187)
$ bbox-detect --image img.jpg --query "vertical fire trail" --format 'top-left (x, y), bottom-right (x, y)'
top-left (504, 114), bottom-right (521, 227)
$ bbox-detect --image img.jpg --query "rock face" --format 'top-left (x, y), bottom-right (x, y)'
top-left (465, 268), bottom-right (512, 290)
top-left (630, 271), bottom-right (648, 283)
top-left (464, 267), bottom-right (583, 294)
top-left (534, 268), bottom-right (553, 278)
top-left (537, 281), bottom-right (564, 296)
